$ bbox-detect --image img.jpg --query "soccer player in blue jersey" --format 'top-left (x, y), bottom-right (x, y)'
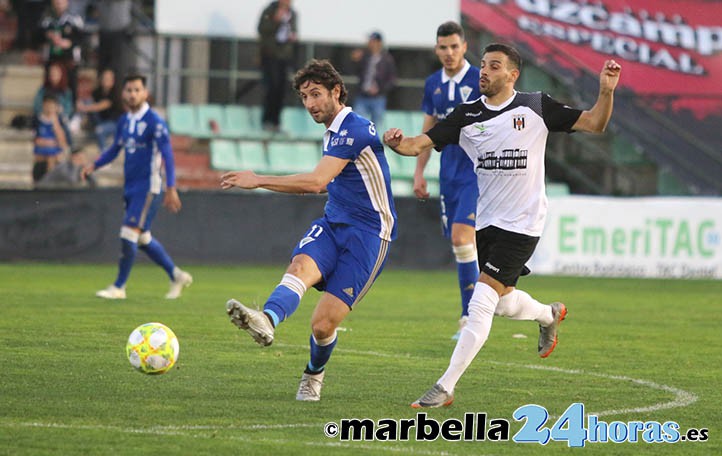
top-left (82, 74), bottom-right (193, 300)
top-left (414, 22), bottom-right (481, 340)
top-left (221, 59), bottom-right (397, 401)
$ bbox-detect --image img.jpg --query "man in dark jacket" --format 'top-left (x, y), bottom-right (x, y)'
top-left (39, 0), bottom-right (84, 104)
top-left (257, 0), bottom-right (298, 132)
top-left (351, 31), bottom-right (397, 130)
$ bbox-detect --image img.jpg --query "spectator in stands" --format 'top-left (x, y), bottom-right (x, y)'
top-left (33, 61), bottom-right (73, 147)
top-left (257, 0), bottom-right (298, 133)
top-left (32, 93), bottom-right (67, 183)
top-left (76, 67), bottom-right (123, 151)
top-left (96, 0), bottom-right (133, 80)
top-left (350, 31), bottom-right (396, 130)
top-left (10, 0), bottom-right (47, 50)
top-left (39, 0), bottom-right (84, 104)
top-left (68, 0), bottom-right (89, 18)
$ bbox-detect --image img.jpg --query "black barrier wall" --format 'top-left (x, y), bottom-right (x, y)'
top-left (0, 189), bottom-right (454, 269)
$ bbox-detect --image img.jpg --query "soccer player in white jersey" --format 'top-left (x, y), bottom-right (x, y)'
top-left (221, 59), bottom-right (397, 401)
top-left (82, 74), bottom-right (193, 300)
top-left (415, 21), bottom-right (481, 340)
top-left (384, 44), bottom-right (621, 407)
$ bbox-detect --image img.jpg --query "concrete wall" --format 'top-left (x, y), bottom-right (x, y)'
top-left (0, 189), bottom-right (453, 269)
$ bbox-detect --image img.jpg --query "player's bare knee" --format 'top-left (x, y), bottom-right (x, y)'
top-left (311, 319), bottom-right (337, 340)
top-left (287, 255), bottom-right (313, 278)
top-left (450, 228), bottom-right (475, 247)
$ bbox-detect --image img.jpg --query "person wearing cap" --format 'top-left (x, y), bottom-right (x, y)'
top-left (350, 31), bottom-right (397, 130)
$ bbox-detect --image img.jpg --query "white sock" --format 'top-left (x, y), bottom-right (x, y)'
top-left (495, 289), bottom-right (553, 326)
top-left (438, 282), bottom-right (499, 393)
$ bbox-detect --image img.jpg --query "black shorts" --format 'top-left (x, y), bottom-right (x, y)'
top-left (476, 225), bottom-right (539, 287)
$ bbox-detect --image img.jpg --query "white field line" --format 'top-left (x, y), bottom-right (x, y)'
top-left (1, 421), bottom-right (465, 456)
top-left (1, 343), bottom-right (697, 453)
top-left (280, 343), bottom-right (699, 417)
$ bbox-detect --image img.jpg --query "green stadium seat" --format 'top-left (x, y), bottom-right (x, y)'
top-left (222, 105), bottom-right (250, 137)
top-left (280, 107), bottom-right (324, 140)
top-left (210, 139), bottom-right (241, 170)
top-left (267, 141), bottom-right (320, 174)
top-left (390, 179), bottom-right (414, 197)
top-left (390, 152), bottom-right (417, 179)
top-left (167, 104), bottom-right (197, 136)
top-left (196, 104), bottom-right (225, 138)
top-left (425, 178), bottom-right (440, 196)
top-left (223, 105), bottom-right (272, 140)
top-left (384, 110), bottom-right (424, 135)
top-left (424, 151), bottom-right (441, 178)
top-left (238, 140), bottom-right (269, 173)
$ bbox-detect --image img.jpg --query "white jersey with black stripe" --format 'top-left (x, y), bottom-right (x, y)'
top-left (426, 91), bottom-right (582, 236)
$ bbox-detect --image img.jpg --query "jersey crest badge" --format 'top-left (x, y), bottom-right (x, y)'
top-left (460, 85), bottom-right (473, 102)
top-left (137, 121), bottom-right (147, 136)
top-left (513, 114), bottom-right (525, 131)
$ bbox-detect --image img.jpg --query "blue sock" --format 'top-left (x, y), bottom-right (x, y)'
top-left (140, 238), bottom-right (175, 279)
top-left (307, 333), bottom-right (337, 373)
top-left (457, 260), bottom-right (479, 317)
top-left (114, 238), bottom-right (137, 288)
top-left (263, 285), bottom-right (301, 327)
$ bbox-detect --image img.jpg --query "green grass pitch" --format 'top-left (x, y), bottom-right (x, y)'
top-left (0, 262), bottom-right (719, 455)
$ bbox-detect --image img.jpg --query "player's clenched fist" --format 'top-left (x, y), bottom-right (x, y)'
top-left (600, 60), bottom-right (621, 91)
top-left (383, 128), bottom-right (404, 149)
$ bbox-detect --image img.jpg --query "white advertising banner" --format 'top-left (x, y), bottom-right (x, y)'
top-left (528, 196), bottom-right (722, 279)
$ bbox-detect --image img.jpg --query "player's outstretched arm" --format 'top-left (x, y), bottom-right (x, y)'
top-left (413, 115), bottom-right (437, 199)
top-left (573, 60), bottom-right (621, 134)
top-left (221, 155), bottom-right (349, 194)
top-left (383, 129), bottom-right (435, 157)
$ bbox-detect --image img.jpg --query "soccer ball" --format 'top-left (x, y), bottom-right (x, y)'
top-left (126, 322), bottom-right (180, 374)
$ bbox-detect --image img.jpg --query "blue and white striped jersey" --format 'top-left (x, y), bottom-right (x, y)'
top-left (422, 60), bottom-right (480, 187)
top-left (323, 107), bottom-right (397, 242)
top-left (94, 103), bottom-right (175, 195)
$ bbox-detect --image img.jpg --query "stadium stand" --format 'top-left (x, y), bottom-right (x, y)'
top-left (195, 104), bottom-right (225, 138)
top-left (238, 140), bottom-right (269, 173)
top-left (209, 139), bottom-right (240, 171)
top-left (3, 3), bottom-right (716, 197)
top-left (267, 141), bottom-right (320, 174)
top-left (167, 104), bottom-right (198, 137)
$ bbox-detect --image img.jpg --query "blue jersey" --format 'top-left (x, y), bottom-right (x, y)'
top-left (323, 107), bottom-right (397, 242)
top-left (94, 103), bottom-right (175, 195)
top-left (34, 115), bottom-right (63, 156)
top-left (422, 61), bottom-right (480, 187)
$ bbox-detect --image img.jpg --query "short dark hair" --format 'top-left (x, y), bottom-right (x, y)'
top-left (293, 59), bottom-right (348, 104)
top-left (42, 94), bottom-right (57, 104)
top-left (123, 73), bottom-right (147, 87)
top-left (483, 43), bottom-right (522, 71)
top-left (437, 21), bottom-right (465, 40)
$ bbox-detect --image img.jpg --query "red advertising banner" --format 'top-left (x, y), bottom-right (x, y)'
top-left (462, 0), bottom-right (722, 118)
